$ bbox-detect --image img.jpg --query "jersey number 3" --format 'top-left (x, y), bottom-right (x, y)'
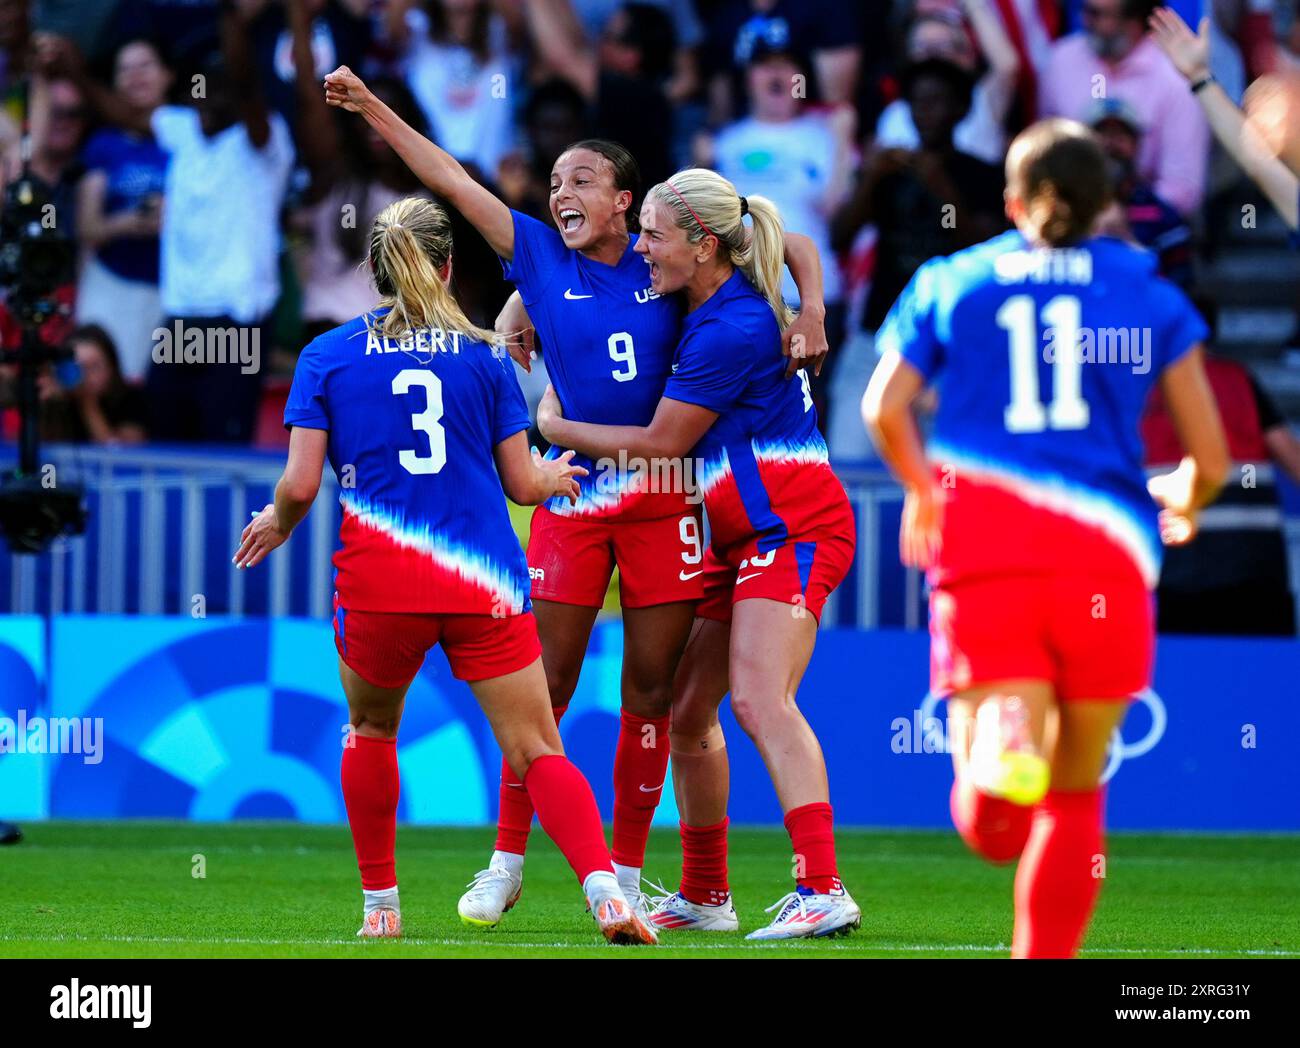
top-left (997, 294), bottom-right (1090, 434)
top-left (393, 369), bottom-right (446, 475)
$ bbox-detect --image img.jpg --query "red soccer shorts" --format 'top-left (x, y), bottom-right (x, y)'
top-left (526, 504), bottom-right (707, 608)
top-left (333, 596), bottom-right (542, 688)
top-left (928, 573), bottom-right (1154, 702)
top-left (696, 524), bottom-right (856, 625)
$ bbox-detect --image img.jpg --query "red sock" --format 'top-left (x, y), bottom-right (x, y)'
top-left (523, 753), bottom-right (613, 884)
top-left (679, 818), bottom-right (730, 905)
top-left (785, 801), bottom-right (842, 894)
top-left (1012, 788), bottom-right (1105, 959)
top-left (494, 704), bottom-right (567, 856)
top-left (611, 710), bottom-right (671, 868)
top-left (950, 777), bottom-right (1033, 864)
top-left (341, 734), bottom-right (399, 891)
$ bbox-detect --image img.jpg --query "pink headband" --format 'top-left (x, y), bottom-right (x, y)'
top-left (664, 181), bottom-right (716, 240)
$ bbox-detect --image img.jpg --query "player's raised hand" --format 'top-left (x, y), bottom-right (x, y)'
top-left (1148, 8), bottom-right (1210, 83)
top-left (783, 307), bottom-right (830, 378)
top-left (496, 291), bottom-right (536, 373)
top-left (534, 447), bottom-right (588, 505)
top-left (536, 383), bottom-right (564, 442)
top-left (233, 504), bottom-right (291, 570)
top-left (324, 66), bottom-right (372, 113)
top-left (900, 483), bottom-right (943, 569)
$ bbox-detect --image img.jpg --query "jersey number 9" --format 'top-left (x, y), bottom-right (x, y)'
top-left (608, 332), bottom-right (637, 383)
top-left (393, 369), bottom-right (446, 475)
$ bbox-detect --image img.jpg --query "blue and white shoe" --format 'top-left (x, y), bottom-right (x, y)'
top-left (744, 885), bottom-right (861, 940)
top-left (647, 888), bottom-right (741, 932)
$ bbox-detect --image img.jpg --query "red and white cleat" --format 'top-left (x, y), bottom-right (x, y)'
top-left (357, 907), bottom-right (402, 938)
top-left (593, 896), bottom-right (659, 945)
top-left (648, 890), bottom-right (740, 932)
top-left (745, 887), bottom-right (861, 940)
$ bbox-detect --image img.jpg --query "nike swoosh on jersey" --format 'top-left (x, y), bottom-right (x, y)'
top-left (564, 289), bottom-right (593, 300)
top-left (736, 572), bottom-right (764, 584)
top-left (679, 569), bottom-right (703, 580)
top-left (638, 783), bottom-right (664, 793)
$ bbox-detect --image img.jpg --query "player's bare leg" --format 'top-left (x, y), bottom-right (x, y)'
top-left (464, 599), bottom-right (599, 925)
top-left (1011, 697), bottom-right (1129, 959)
top-left (338, 658), bottom-right (411, 938)
top-left (470, 657), bottom-right (656, 944)
top-left (728, 598), bottom-right (860, 940)
top-left (648, 615), bottom-right (740, 932)
top-left (946, 680), bottom-right (1053, 863)
top-left (614, 600), bottom-right (696, 908)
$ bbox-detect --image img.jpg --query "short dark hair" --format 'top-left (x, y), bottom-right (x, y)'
top-left (900, 57), bottom-right (976, 116)
top-left (563, 138), bottom-right (641, 203)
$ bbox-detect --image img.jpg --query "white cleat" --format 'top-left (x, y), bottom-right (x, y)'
top-left (592, 895), bottom-right (659, 945)
top-left (647, 889), bottom-right (740, 932)
top-left (357, 907), bottom-right (401, 938)
top-left (744, 887), bottom-right (861, 941)
top-left (458, 866), bottom-right (523, 929)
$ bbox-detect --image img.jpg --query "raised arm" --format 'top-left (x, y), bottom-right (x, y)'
top-left (324, 65), bottom-right (516, 258)
top-left (521, 0), bottom-right (598, 100)
top-left (537, 384), bottom-right (717, 462)
top-left (288, 0), bottom-right (341, 195)
top-left (220, 0), bottom-right (272, 149)
top-left (1151, 7), bottom-right (1298, 227)
top-left (962, 0), bottom-right (1020, 126)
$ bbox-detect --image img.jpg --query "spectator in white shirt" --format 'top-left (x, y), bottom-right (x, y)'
top-left (146, 1), bottom-right (294, 443)
top-left (698, 37), bottom-right (854, 421)
top-left (875, 0), bottom-right (1020, 166)
top-left (388, 0), bottom-right (516, 181)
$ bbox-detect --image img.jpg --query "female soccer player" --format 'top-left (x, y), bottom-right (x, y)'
top-left (232, 196), bottom-right (657, 946)
top-left (322, 65), bottom-right (830, 925)
top-left (537, 168), bottom-right (861, 940)
top-left (863, 118), bottom-right (1230, 958)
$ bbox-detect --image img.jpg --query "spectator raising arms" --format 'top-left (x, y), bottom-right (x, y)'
top-left (522, 0), bottom-right (678, 190)
top-left (388, 0), bottom-right (516, 182)
top-left (146, 1), bottom-right (294, 442)
top-left (288, 0), bottom-right (430, 340)
top-left (875, 0), bottom-right (1021, 166)
top-left (1039, 0), bottom-right (1209, 216)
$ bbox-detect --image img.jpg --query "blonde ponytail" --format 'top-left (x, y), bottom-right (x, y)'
top-left (646, 168), bottom-right (795, 330)
top-left (739, 194), bottom-right (793, 330)
top-left (367, 196), bottom-right (501, 346)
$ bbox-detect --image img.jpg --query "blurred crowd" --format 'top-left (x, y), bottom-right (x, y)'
top-left (0, 0), bottom-right (1297, 632)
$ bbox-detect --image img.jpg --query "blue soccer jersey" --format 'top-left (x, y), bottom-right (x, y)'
top-left (664, 270), bottom-right (847, 553)
top-left (502, 209), bottom-right (687, 520)
top-left (284, 309), bottom-right (533, 615)
top-left (877, 230), bottom-right (1208, 587)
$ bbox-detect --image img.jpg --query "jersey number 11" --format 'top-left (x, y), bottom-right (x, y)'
top-left (997, 294), bottom-right (1091, 434)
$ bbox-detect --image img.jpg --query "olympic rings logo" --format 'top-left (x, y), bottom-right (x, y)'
top-left (916, 687), bottom-right (1167, 782)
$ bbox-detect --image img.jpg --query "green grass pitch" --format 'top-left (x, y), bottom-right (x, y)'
top-left (1, 822), bottom-right (1297, 958)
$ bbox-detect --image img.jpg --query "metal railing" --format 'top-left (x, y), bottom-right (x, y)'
top-left (2, 447), bottom-right (1296, 631)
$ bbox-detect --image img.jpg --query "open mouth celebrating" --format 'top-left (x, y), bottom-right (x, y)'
top-left (559, 208), bottom-right (585, 234)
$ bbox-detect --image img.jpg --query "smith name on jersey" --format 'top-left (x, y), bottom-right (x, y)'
top-left (878, 230), bottom-right (1208, 588)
